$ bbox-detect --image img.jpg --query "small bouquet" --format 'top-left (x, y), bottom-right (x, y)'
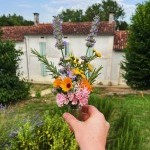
top-left (32, 16), bottom-right (102, 118)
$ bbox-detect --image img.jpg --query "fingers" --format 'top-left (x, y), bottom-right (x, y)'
top-left (106, 121), bottom-right (110, 133)
top-left (82, 105), bottom-right (100, 116)
top-left (81, 112), bottom-right (90, 121)
top-left (63, 112), bottom-right (81, 131)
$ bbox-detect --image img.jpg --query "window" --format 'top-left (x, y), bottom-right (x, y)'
top-left (39, 42), bottom-right (47, 76)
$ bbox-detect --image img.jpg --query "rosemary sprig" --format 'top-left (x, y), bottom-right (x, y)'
top-left (88, 65), bottom-right (103, 84)
top-left (31, 49), bottom-right (60, 78)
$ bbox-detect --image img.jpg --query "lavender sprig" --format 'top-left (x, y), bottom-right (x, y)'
top-left (53, 16), bottom-right (65, 51)
top-left (86, 16), bottom-right (100, 48)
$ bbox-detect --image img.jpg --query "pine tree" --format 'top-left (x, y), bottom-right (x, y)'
top-left (121, 1), bottom-right (150, 90)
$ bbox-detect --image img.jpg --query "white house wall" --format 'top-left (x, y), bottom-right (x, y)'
top-left (15, 34), bottom-right (125, 85)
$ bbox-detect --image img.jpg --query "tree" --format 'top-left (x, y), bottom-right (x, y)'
top-left (0, 14), bottom-right (34, 26)
top-left (0, 37), bottom-right (30, 104)
top-left (121, 1), bottom-right (150, 90)
top-left (58, 9), bottom-right (84, 22)
top-left (85, 0), bottom-right (125, 21)
top-left (58, 0), bottom-right (127, 29)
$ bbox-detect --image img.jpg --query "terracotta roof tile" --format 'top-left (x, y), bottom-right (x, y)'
top-left (1, 22), bottom-right (115, 41)
top-left (1, 22), bottom-right (127, 51)
top-left (114, 31), bottom-right (128, 51)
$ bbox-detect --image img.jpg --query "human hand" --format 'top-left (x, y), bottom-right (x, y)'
top-left (63, 105), bottom-right (110, 150)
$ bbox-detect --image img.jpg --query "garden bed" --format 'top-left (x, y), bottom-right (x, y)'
top-left (0, 93), bottom-right (150, 149)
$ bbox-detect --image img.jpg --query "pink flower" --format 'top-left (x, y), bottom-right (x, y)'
top-left (75, 88), bottom-right (90, 106)
top-left (67, 93), bottom-right (78, 105)
top-left (56, 93), bottom-right (69, 107)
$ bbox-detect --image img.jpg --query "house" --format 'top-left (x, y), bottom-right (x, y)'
top-left (1, 13), bottom-right (127, 86)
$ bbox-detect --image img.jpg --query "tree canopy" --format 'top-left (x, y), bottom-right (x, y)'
top-left (0, 14), bottom-right (34, 26)
top-left (121, 1), bottom-right (150, 90)
top-left (58, 0), bottom-right (128, 30)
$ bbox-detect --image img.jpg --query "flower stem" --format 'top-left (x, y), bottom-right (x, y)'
top-left (61, 49), bottom-right (65, 59)
top-left (86, 47), bottom-right (90, 56)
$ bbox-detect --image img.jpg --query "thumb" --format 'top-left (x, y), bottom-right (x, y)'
top-left (63, 112), bottom-right (80, 131)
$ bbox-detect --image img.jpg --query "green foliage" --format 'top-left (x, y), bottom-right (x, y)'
top-left (58, 9), bottom-right (84, 22)
top-left (8, 112), bottom-right (78, 150)
top-left (0, 93), bottom-right (147, 150)
top-left (35, 90), bottom-right (41, 98)
top-left (0, 14), bottom-right (34, 26)
top-left (107, 112), bottom-right (143, 150)
top-left (116, 20), bottom-right (128, 30)
top-left (58, 0), bottom-right (127, 30)
top-left (89, 94), bottom-right (114, 121)
top-left (85, 0), bottom-right (125, 21)
top-left (0, 40), bottom-right (30, 104)
top-left (121, 1), bottom-right (150, 90)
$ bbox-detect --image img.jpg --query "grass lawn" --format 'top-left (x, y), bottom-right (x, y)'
top-left (0, 92), bottom-right (150, 149)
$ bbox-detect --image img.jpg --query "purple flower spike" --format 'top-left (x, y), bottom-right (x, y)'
top-left (86, 16), bottom-right (100, 48)
top-left (53, 16), bottom-right (64, 50)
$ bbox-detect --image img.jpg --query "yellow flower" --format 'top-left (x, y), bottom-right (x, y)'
top-left (88, 63), bottom-right (94, 72)
top-left (73, 68), bottom-right (86, 78)
top-left (53, 78), bottom-right (62, 88)
top-left (95, 51), bottom-right (101, 57)
top-left (60, 77), bottom-right (72, 92)
top-left (93, 49), bottom-right (96, 52)
top-left (73, 68), bottom-right (81, 75)
top-left (81, 74), bottom-right (86, 79)
top-left (80, 79), bottom-right (92, 92)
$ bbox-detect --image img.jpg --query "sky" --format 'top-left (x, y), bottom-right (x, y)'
top-left (0, 0), bottom-right (146, 23)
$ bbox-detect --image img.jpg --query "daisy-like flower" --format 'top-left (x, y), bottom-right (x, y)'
top-left (56, 93), bottom-right (68, 107)
top-left (80, 78), bottom-right (92, 92)
top-left (60, 77), bottom-right (73, 92)
top-left (75, 88), bottom-right (90, 106)
top-left (53, 77), bottom-right (62, 88)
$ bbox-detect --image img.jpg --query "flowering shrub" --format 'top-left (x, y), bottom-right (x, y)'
top-left (32, 16), bottom-right (102, 107)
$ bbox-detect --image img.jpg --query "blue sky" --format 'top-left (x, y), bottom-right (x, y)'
top-left (0, 0), bottom-right (145, 23)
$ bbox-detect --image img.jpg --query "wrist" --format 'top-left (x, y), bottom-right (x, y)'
top-left (80, 141), bottom-right (105, 150)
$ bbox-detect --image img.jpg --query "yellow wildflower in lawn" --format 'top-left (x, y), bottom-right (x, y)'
top-left (60, 77), bottom-right (72, 92)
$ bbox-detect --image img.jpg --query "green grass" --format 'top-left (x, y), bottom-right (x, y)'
top-left (108, 94), bottom-right (150, 149)
top-left (0, 93), bottom-right (150, 149)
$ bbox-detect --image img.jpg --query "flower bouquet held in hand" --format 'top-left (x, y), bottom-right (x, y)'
top-left (31, 16), bottom-right (102, 119)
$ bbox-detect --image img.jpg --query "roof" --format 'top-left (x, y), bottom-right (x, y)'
top-left (1, 22), bottom-right (115, 41)
top-left (1, 22), bottom-right (127, 50)
top-left (113, 31), bottom-right (128, 51)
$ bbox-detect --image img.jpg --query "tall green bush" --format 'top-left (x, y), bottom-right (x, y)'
top-left (0, 40), bottom-right (30, 104)
top-left (121, 1), bottom-right (150, 90)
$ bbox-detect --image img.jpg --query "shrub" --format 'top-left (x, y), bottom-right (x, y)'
top-left (121, 1), bottom-right (150, 90)
top-left (0, 40), bottom-right (30, 104)
top-left (7, 111), bottom-right (78, 150)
